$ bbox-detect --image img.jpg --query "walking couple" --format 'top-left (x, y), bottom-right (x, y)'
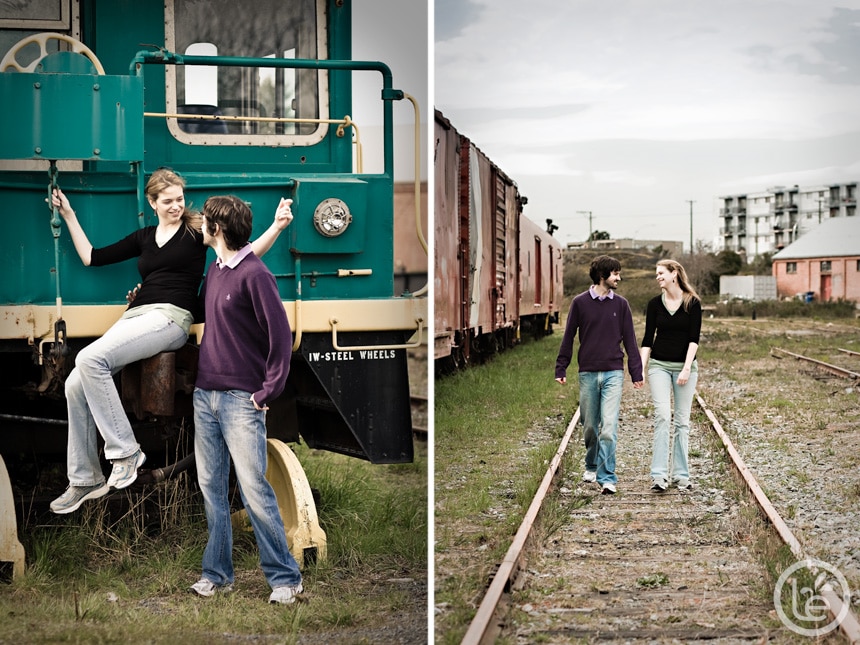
top-left (555, 255), bottom-right (702, 494)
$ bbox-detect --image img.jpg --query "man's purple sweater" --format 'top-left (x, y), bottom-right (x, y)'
top-left (196, 248), bottom-right (292, 406)
top-left (555, 288), bottom-right (643, 382)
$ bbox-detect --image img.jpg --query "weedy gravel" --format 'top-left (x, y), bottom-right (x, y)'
top-left (434, 314), bottom-right (860, 643)
top-left (697, 317), bottom-right (860, 605)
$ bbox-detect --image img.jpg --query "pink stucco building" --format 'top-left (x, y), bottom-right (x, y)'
top-left (771, 217), bottom-right (860, 302)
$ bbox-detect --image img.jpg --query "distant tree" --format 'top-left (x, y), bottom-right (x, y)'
top-left (682, 242), bottom-right (719, 295)
top-left (741, 252), bottom-right (774, 275)
top-left (590, 230), bottom-right (611, 241)
top-left (715, 250), bottom-right (743, 276)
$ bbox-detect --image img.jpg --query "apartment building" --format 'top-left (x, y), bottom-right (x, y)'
top-left (718, 182), bottom-right (857, 257)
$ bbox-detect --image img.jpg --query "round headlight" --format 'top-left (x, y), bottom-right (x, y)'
top-left (313, 198), bottom-right (352, 237)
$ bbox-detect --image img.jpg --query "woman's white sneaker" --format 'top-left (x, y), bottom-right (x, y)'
top-left (107, 449), bottom-right (146, 489)
top-left (49, 483), bottom-right (109, 514)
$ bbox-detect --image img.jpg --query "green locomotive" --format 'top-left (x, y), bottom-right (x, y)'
top-left (0, 0), bottom-right (425, 575)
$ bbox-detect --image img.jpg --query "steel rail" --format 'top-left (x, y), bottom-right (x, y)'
top-left (460, 407), bottom-right (580, 645)
top-left (838, 347), bottom-right (860, 358)
top-left (772, 347), bottom-right (860, 379)
top-left (695, 392), bottom-right (860, 644)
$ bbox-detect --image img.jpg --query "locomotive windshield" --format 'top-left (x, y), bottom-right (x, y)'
top-left (166, 0), bottom-right (328, 145)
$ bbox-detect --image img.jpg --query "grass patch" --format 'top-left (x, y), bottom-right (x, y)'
top-left (0, 441), bottom-right (427, 643)
top-left (435, 334), bottom-right (573, 642)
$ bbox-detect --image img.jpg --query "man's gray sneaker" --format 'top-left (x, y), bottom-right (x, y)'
top-left (190, 578), bottom-right (234, 597)
top-left (50, 483), bottom-right (109, 514)
top-left (107, 449), bottom-right (146, 489)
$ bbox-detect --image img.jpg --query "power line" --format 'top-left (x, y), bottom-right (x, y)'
top-left (686, 200), bottom-right (695, 253)
top-left (576, 210), bottom-right (592, 248)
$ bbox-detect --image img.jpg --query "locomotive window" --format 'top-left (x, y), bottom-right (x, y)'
top-left (164, 0), bottom-right (327, 146)
top-left (0, 0), bottom-right (71, 30)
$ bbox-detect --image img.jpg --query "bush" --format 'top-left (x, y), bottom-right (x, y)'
top-left (562, 248), bottom-right (665, 313)
top-left (713, 298), bottom-right (857, 318)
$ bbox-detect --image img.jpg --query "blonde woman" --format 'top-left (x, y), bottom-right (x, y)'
top-left (49, 169), bottom-right (292, 513)
top-left (640, 259), bottom-right (702, 492)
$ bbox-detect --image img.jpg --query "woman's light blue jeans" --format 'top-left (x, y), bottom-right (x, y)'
top-left (578, 370), bottom-right (624, 485)
top-left (65, 310), bottom-right (188, 486)
top-left (193, 388), bottom-right (302, 589)
top-left (648, 363), bottom-right (698, 487)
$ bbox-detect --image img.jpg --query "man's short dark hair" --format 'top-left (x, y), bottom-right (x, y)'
top-left (589, 255), bottom-right (622, 284)
top-left (203, 195), bottom-right (253, 250)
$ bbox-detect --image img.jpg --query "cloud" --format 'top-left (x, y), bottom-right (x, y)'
top-left (436, 1), bottom-right (860, 141)
top-left (434, 0), bottom-right (860, 249)
top-left (434, 0), bottom-right (484, 42)
top-left (591, 170), bottom-right (657, 187)
top-left (780, 7), bottom-right (860, 85)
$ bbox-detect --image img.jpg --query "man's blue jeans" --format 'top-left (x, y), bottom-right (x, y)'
top-left (193, 388), bottom-right (302, 589)
top-left (578, 370), bottom-right (624, 485)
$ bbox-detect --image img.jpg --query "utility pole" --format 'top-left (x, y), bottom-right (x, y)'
top-left (576, 210), bottom-right (592, 248)
top-left (686, 200), bottom-right (695, 254)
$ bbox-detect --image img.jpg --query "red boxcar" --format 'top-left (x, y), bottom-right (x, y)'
top-left (434, 110), bottom-right (563, 372)
top-left (518, 212), bottom-right (564, 340)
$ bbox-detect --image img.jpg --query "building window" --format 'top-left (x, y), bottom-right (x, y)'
top-left (856, 259), bottom-right (860, 271)
top-left (820, 261), bottom-right (831, 272)
top-left (786, 262), bottom-right (797, 274)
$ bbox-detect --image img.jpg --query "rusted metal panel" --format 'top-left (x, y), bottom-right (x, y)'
top-left (433, 111), bottom-right (463, 360)
top-left (120, 344), bottom-right (197, 419)
top-left (435, 110), bottom-right (565, 367)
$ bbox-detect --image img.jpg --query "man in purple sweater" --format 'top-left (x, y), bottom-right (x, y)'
top-left (190, 195), bottom-right (303, 604)
top-left (555, 255), bottom-right (643, 495)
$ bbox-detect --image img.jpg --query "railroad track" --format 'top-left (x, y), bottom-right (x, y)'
top-left (772, 347), bottom-right (860, 381)
top-left (460, 388), bottom-right (860, 644)
top-left (411, 394), bottom-right (428, 438)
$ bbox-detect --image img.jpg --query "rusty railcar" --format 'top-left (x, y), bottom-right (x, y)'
top-left (518, 212), bottom-right (564, 340)
top-left (434, 110), bottom-right (562, 372)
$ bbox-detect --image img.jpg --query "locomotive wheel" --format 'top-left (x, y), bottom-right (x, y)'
top-left (0, 455), bottom-right (26, 581)
top-left (230, 439), bottom-right (327, 568)
top-left (0, 32), bottom-right (105, 74)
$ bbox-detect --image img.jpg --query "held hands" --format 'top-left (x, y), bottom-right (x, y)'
top-left (555, 377), bottom-right (566, 385)
top-left (273, 198), bottom-right (294, 231)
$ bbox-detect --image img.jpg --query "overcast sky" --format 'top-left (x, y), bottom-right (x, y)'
top-left (434, 0), bottom-right (860, 252)
top-left (352, 1), bottom-right (428, 179)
